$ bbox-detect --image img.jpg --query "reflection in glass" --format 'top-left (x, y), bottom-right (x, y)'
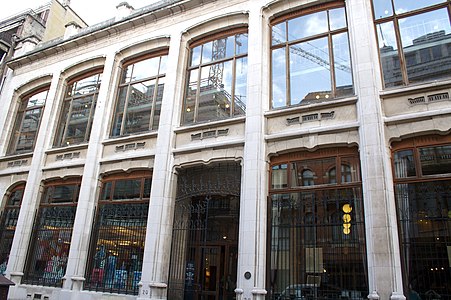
top-left (272, 22), bottom-right (286, 45)
top-left (394, 149), bottom-right (416, 178)
top-left (288, 11), bottom-right (328, 41)
top-left (372, 0), bottom-right (393, 19)
top-left (393, 0), bottom-right (446, 14)
top-left (333, 32), bottom-right (353, 97)
top-left (419, 145), bottom-right (451, 176)
top-left (329, 7), bottom-right (347, 31)
top-left (289, 38), bottom-right (331, 105)
top-left (112, 54), bottom-right (166, 136)
top-left (272, 164), bottom-right (287, 189)
top-left (377, 21), bottom-right (403, 87)
top-left (272, 47), bottom-right (287, 108)
top-left (399, 9), bottom-right (451, 84)
top-left (8, 89), bottom-right (48, 155)
top-left (183, 32), bottom-right (248, 124)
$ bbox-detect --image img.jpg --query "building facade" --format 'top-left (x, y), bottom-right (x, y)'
top-left (0, 0), bottom-right (449, 300)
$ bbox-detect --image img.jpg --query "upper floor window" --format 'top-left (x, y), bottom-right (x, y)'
top-left (373, 0), bottom-right (451, 87)
top-left (7, 88), bottom-right (49, 155)
top-left (54, 71), bottom-right (102, 147)
top-left (111, 52), bottom-right (167, 137)
top-left (271, 3), bottom-right (353, 109)
top-left (182, 30), bottom-right (248, 124)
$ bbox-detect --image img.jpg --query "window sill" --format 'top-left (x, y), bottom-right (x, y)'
top-left (103, 131), bottom-right (158, 146)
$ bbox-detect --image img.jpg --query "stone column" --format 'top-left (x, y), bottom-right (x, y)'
top-left (60, 53), bottom-right (117, 294)
top-left (346, 1), bottom-right (405, 299)
top-left (235, 5), bottom-right (268, 300)
top-left (137, 32), bottom-right (182, 300)
top-left (5, 72), bottom-right (62, 299)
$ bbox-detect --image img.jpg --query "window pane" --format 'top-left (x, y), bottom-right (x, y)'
top-left (393, 0), bottom-right (446, 14)
top-left (151, 77), bottom-right (165, 130)
top-left (399, 9), bottom-right (451, 84)
top-left (234, 57), bottom-right (247, 116)
top-left (111, 87), bottom-right (128, 136)
top-left (113, 179), bottom-right (142, 200)
top-left (288, 11), bottom-right (328, 41)
top-left (329, 7), bottom-right (347, 31)
top-left (123, 80), bottom-right (154, 135)
top-left (27, 90), bottom-right (48, 108)
top-left (64, 95), bottom-right (95, 145)
top-left (290, 37), bottom-right (331, 105)
top-left (101, 182), bottom-right (112, 200)
top-left (44, 185), bottom-right (79, 203)
top-left (372, 0), bottom-right (393, 19)
top-left (272, 164), bottom-right (287, 189)
top-left (341, 156), bottom-right (361, 182)
top-left (121, 65), bottom-right (133, 84)
top-left (132, 57), bottom-right (160, 81)
top-left (202, 41), bottom-right (213, 64)
top-left (235, 33), bottom-right (248, 55)
top-left (14, 108), bottom-right (43, 153)
top-left (73, 74), bottom-right (101, 96)
top-left (143, 178), bottom-right (151, 198)
top-left (271, 47), bottom-right (287, 108)
top-left (190, 45), bottom-right (202, 66)
top-left (197, 61), bottom-right (233, 122)
top-left (394, 149), bottom-right (416, 178)
top-left (377, 21), bottom-right (403, 87)
top-left (333, 32), bottom-right (353, 97)
top-left (183, 69), bottom-right (198, 124)
top-left (291, 158), bottom-right (336, 187)
top-left (272, 22), bottom-right (286, 45)
top-left (419, 145), bottom-right (451, 176)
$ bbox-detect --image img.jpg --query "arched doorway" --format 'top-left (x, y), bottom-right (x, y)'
top-left (168, 162), bottom-right (241, 300)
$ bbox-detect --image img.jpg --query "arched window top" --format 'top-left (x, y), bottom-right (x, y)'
top-left (5, 183), bottom-right (26, 207)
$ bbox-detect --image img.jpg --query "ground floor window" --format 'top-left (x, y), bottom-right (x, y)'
top-left (0, 183), bottom-right (25, 275)
top-left (84, 171), bottom-right (150, 295)
top-left (168, 163), bottom-right (241, 300)
top-left (392, 135), bottom-right (451, 299)
top-left (268, 148), bottom-right (368, 299)
top-left (23, 178), bottom-right (80, 286)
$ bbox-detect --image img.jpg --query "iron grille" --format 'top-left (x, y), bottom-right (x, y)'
top-left (84, 202), bottom-right (149, 295)
top-left (0, 208), bottom-right (19, 275)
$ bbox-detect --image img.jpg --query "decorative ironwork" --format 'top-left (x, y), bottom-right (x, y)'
top-left (23, 206), bottom-right (76, 287)
top-left (169, 162), bottom-right (241, 300)
top-left (0, 208), bottom-right (20, 275)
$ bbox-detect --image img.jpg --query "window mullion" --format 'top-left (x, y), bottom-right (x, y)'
top-left (193, 65), bottom-right (202, 123)
top-left (329, 34), bottom-right (336, 98)
top-left (120, 85), bottom-right (132, 136)
top-left (285, 43), bottom-right (290, 107)
top-left (61, 99), bottom-right (74, 146)
top-left (84, 94), bottom-right (97, 143)
top-left (392, 18), bottom-right (409, 85)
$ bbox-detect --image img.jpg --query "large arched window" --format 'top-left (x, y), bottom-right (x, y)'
top-left (0, 183), bottom-right (25, 275)
top-left (84, 171), bottom-right (150, 295)
top-left (7, 87), bottom-right (49, 155)
top-left (269, 148), bottom-right (367, 299)
top-left (23, 177), bottom-right (80, 286)
top-left (54, 70), bottom-right (103, 147)
top-left (271, 2), bottom-right (353, 109)
top-left (392, 135), bottom-right (451, 298)
top-left (111, 51), bottom-right (167, 137)
top-left (182, 29), bottom-right (248, 124)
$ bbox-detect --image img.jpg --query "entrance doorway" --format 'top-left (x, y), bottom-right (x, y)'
top-left (168, 163), bottom-right (241, 300)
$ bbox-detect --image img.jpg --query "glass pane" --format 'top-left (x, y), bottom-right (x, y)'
top-left (113, 179), bottom-right (142, 200)
top-left (55, 101), bottom-right (71, 146)
top-left (151, 77), bottom-right (165, 130)
top-left (183, 69), bottom-right (198, 124)
top-left (329, 7), bottom-right (347, 31)
top-left (393, 0), bottom-right (446, 14)
top-left (160, 55), bottom-right (167, 74)
top-left (394, 149), bottom-right (416, 178)
top-left (399, 9), bottom-right (451, 84)
top-left (100, 182), bottom-right (112, 200)
top-left (272, 47), bottom-right (287, 108)
top-left (288, 11), bottom-right (328, 41)
top-left (27, 90), bottom-right (48, 108)
top-left (44, 185), bottom-right (79, 203)
top-left (234, 57), bottom-right (247, 116)
top-left (341, 156), bottom-right (361, 183)
top-left (271, 164), bottom-right (287, 189)
top-left (131, 56), bottom-right (160, 81)
top-left (64, 95), bottom-right (94, 145)
top-left (73, 73), bottom-right (101, 96)
top-left (377, 21), bottom-right (403, 87)
top-left (333, 32), bottom-right (353, 97)
top-left (291, 158), bottom-right (336, 187)
top-left (290, 37), bottom-right (331, 105)
top-left (121, 64), bottom-right (133, 84)
top-left (202, 41), bottom-right (213, 64)
top-left (419, 145), bottom-right (451, 176)
top-left (197, 61), bottom-right (233, 123)
top-left (111, 87), bottom-right (128, 137)
top-left (15, 107), bottom-right (43, 153)
top-left (236, 33), bottom-right (248, 55)
top-left (123, 80), bottom-right (154, 135)
top-left (190, 45), bottom-right (202, 66)
top-left (272, 22), bottom-right (287, 45)
top-left (143, 178), bottom-right (151, 198)
top-left (372, 0), bottom-right (393, 19)
top-left (7, 188), bottom-right (24, 206)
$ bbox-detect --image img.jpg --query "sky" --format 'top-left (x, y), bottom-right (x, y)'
top-left (0, 0), bottom-right (158, 26)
